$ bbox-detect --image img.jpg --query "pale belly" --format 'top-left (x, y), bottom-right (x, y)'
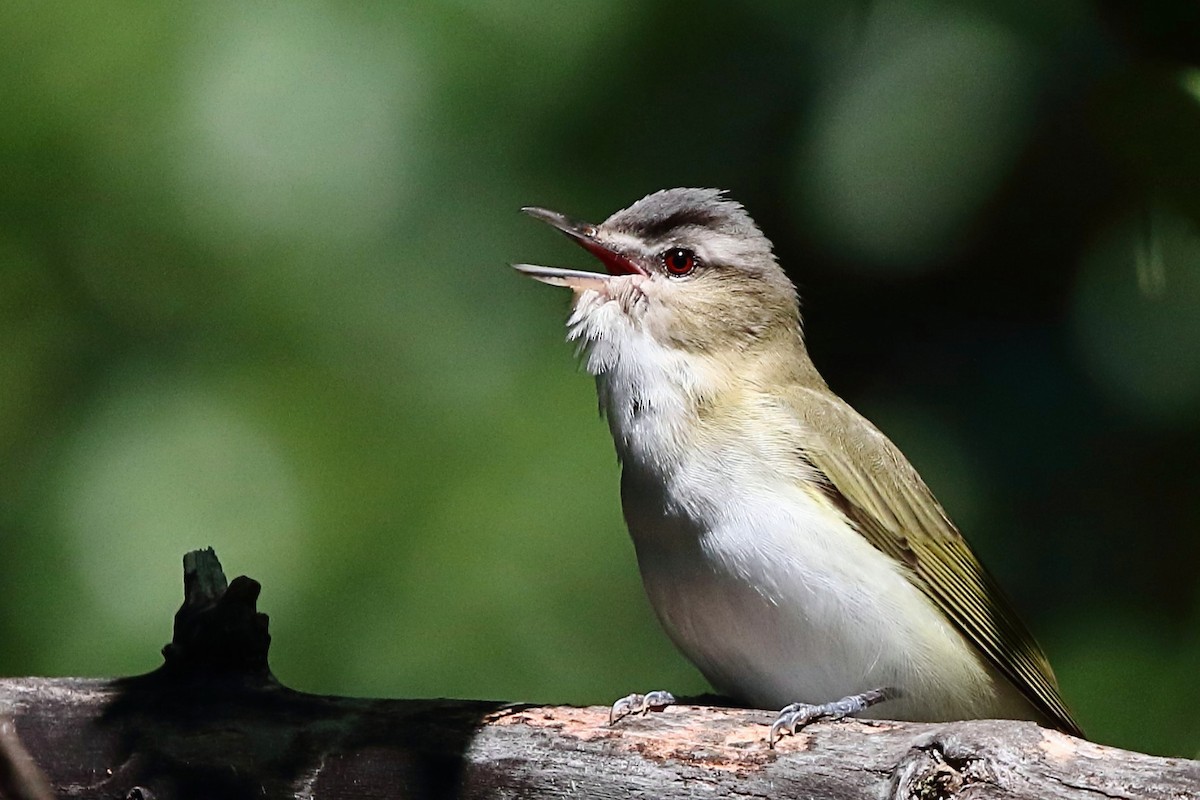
top-left (620, 461), bottom-right (1036, 723)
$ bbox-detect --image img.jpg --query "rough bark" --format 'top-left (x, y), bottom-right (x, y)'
top-left (0, 549), bottom-right (1194, 800)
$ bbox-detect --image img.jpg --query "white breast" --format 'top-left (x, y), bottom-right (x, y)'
top-left (572, 291), bottom-right (1026, 722)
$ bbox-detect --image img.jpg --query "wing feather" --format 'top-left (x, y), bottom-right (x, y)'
top-left (794, 388), bottom-right (1083, 737)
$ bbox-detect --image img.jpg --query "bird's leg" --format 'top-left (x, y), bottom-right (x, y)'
top-left (768, 687), bottom-right (898, 746)
top-left (609, 690), bottom-right (676, 725)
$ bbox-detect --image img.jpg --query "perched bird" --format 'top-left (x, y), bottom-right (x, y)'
top-left (514, 188), bottom-right (1082, 742)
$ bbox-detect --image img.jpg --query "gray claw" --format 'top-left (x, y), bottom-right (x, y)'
top-left (643, 690), bottom-right (675, 710)
top-left (609, 690), bottom-right (677, 725)
top-left (769, 703), bottom-right (819, 746)
top-left (768, 688), bottom-right (897, 747)
top-left (609, 693), bottom-right (639, 725)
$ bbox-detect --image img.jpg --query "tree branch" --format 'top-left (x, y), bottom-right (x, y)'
top-left (0, 549), bottom-right (1194, 799)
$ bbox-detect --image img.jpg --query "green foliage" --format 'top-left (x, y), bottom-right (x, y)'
top-left (1, 0), bottom-right (1197, 758)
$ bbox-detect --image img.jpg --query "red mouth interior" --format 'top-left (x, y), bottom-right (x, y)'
top-left (578, 237), bottom-right (644, 276)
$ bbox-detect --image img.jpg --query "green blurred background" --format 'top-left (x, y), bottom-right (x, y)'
top-left (2, 0), bottom-right (1198, 758)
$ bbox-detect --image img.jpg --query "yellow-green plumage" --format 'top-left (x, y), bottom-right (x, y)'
top-left (516, 187), bottom-right (1082, 738)
top-left (789, 382), bottom-right (1083, 737)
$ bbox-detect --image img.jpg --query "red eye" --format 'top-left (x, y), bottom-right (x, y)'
top-left (663, 247), bottom-right (697, 276)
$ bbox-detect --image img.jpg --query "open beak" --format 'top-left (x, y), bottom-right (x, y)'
top-left (514, 206), bottom-right (647, 290)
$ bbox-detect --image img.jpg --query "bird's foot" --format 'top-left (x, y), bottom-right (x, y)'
top-left (609, 690), bottom-right (676, 725)
top-left (768, 687), bottom-right (897, 747)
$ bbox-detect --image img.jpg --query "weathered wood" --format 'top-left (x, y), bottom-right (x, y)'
top-left (0, 715), bottom-right (54, 800)
top-left (0, 549), bottom-right (1195, 799)
top-left (0, 680), bottom-right (1196, 799)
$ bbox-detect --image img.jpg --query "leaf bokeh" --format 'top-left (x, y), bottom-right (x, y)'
top-left (1, 0), bottom-right (1197, 758)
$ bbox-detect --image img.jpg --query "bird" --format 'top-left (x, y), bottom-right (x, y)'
top-left (513, 188), bottom-right (1082, 743)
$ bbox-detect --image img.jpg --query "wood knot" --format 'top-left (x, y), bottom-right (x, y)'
top-left (889, 737), bottom-right (994, 800)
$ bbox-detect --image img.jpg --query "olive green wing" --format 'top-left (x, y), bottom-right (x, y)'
top-left (795, 389), bottom-right (1083, 737)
